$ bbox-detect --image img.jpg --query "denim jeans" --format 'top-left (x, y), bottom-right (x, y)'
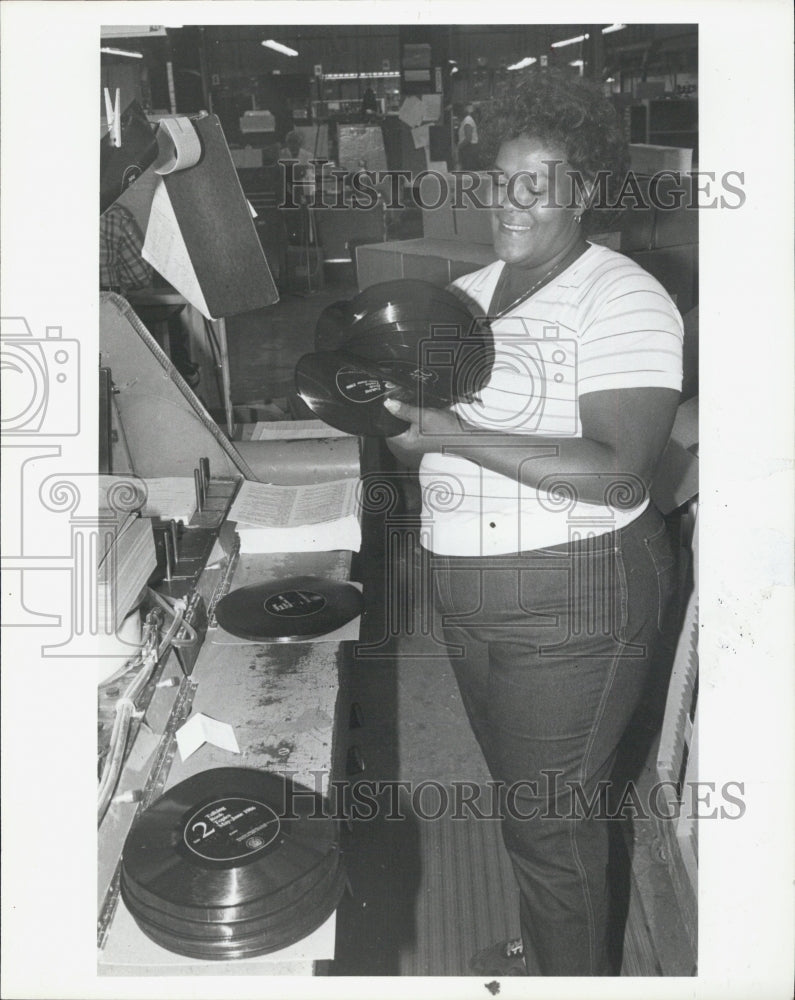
top-left (429, 503), bottom-right (676, 975)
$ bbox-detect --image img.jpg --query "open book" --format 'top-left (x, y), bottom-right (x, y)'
top-left (228, 478), bottom-right (361, 554)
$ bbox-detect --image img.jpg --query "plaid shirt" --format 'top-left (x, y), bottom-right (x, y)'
top-left (100, 205), bottom-right (152, 294)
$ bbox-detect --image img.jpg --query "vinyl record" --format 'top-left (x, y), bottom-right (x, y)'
top-left (121, 767), bottom-right (346, 960)
top-left (341, 278), bottom-right (471, 328)
top-left (302, 280), bottom-right (494, 436)
top-left (322, 279), bottom-right (489, 365)
top-left (294, 350), bottom-right (413, 437)
top-left (214, 575), bottom-right (363, 642)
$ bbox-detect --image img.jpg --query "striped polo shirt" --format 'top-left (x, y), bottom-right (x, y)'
top-left (419, 243), bottom-right (684, 555)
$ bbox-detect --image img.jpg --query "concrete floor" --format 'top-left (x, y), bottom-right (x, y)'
top-left (225, 271), bottom-right (360, 407)
top-left (218, 272), bottom-right (521, 974)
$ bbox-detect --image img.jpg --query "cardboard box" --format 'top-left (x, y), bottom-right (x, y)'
top-left (355, 238), bottom-right (495, 291)
top-left (230, 146), bottom-right (263, 168)
top-left (629, 144), bottom-right (693, 175)
top-left (630, 246), bottom-right (698, 315)
top-left (451, 172), bottom-right (494, 245)
top-left (586, 231), bottom-right (622, 251)
top-left (420, 171), bottom-right (494, 245)
top-left (419, 172), bottom-right (456, 240)
top-left (453, 199), bottom-right (494, 244)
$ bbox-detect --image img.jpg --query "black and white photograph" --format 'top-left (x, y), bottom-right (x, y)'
top-left (1, 4), bottom-right (793, 1000)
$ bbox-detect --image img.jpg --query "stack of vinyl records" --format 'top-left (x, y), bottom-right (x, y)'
top-left (297, 278), bottom-right (494, 437)
top-left (121, 768), bottom-right (346, 960)
top-left (96, 511), bottom-right (157, 633)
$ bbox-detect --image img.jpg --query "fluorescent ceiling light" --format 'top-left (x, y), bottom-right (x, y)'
top-left (507, 56), bottom-right (537, 71)
top-left (322, 71), bottom-right (400, 79)
top-left (100, 46), bottom-right (143, 59)
top-left (551, 33), bottom-right (589, 48)
top-left (569, 59), bottom-right (584, 67)
top-left (262, 39), bottom-right (298, 56)
top-left (602, 24), bottom-right (627, 34)
top-left (101, 25), bottom-right (166, 38)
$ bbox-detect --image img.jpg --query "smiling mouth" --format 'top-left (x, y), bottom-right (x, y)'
top-left (499, 220), bottom-right (533, 233)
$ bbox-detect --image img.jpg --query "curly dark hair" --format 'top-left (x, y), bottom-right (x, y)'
top-left (480, 69), bottom-right (629, 232)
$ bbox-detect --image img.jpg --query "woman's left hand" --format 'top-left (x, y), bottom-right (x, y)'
top-left (383, 398), bottom-right (464, 458)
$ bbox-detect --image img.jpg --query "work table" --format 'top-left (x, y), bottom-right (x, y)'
top-left (98, 530), bottom-right (357, 976)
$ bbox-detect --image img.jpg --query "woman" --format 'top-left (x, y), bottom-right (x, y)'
top-left (384, 71), bottom-right (683, 976)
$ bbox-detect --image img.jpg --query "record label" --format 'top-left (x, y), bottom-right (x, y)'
top-left (215, 576), bottom-right (363, 641)
top-left (263, 589), bottom-right (327, 618)
top-left (183, 797), bottom-right (281, 862)
top-left (295, 352), bottom-right (411, 436)
top-left (335, 367), bottom-right (398, 403)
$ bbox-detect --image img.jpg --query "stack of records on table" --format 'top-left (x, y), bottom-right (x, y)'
top-left (96, 510), bottom-right (157, 632)
top-left (120, 768), bottom-right (346, 959)
top-left (227, 478), bottom-right (361, 555)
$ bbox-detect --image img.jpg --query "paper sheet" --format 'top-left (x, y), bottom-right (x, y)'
top-left (412, 124), bottom-right (430, 150)
top-left (250, 419), bottom-right (353, 441)
top-left (142, 180), bottom-right (211, 318)
top-left (398, 96), bottom-right (425, 129)
top-left (228, 479), bottom-right (357, 530)
top-left (175, 713), bottom-right (240, 761)
top-left (421, 93), bottom-right (442, 122)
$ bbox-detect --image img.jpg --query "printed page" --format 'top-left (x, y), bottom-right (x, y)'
top-left (228, 479), bottom-right (357, 529)
top-left (289, 478), bottom-right (357, 526)
top-left (142, 180), bottom-right (211, 318)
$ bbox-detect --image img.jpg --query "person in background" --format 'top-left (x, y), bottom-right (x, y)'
top-left (457, 102), bottom-right (480, 169)
top-left (99, 204), bottom-right (152, 295)
top-left (280, 130), bottom-right (312, 169)
top-left (100, 203), bottom-right (199, 388)
top-left (361, 81), bottom-right (379, 117)
top-left (279, 129), bottom-right (316, 189)
top-left (384, 69), bottom-right (683, 976)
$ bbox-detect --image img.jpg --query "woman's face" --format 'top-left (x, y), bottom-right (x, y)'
top-left (490, 135), bottom-right (583, 268)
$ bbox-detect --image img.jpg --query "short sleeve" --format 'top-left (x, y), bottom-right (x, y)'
top-left (577, 261), bottom-right (684, 394)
